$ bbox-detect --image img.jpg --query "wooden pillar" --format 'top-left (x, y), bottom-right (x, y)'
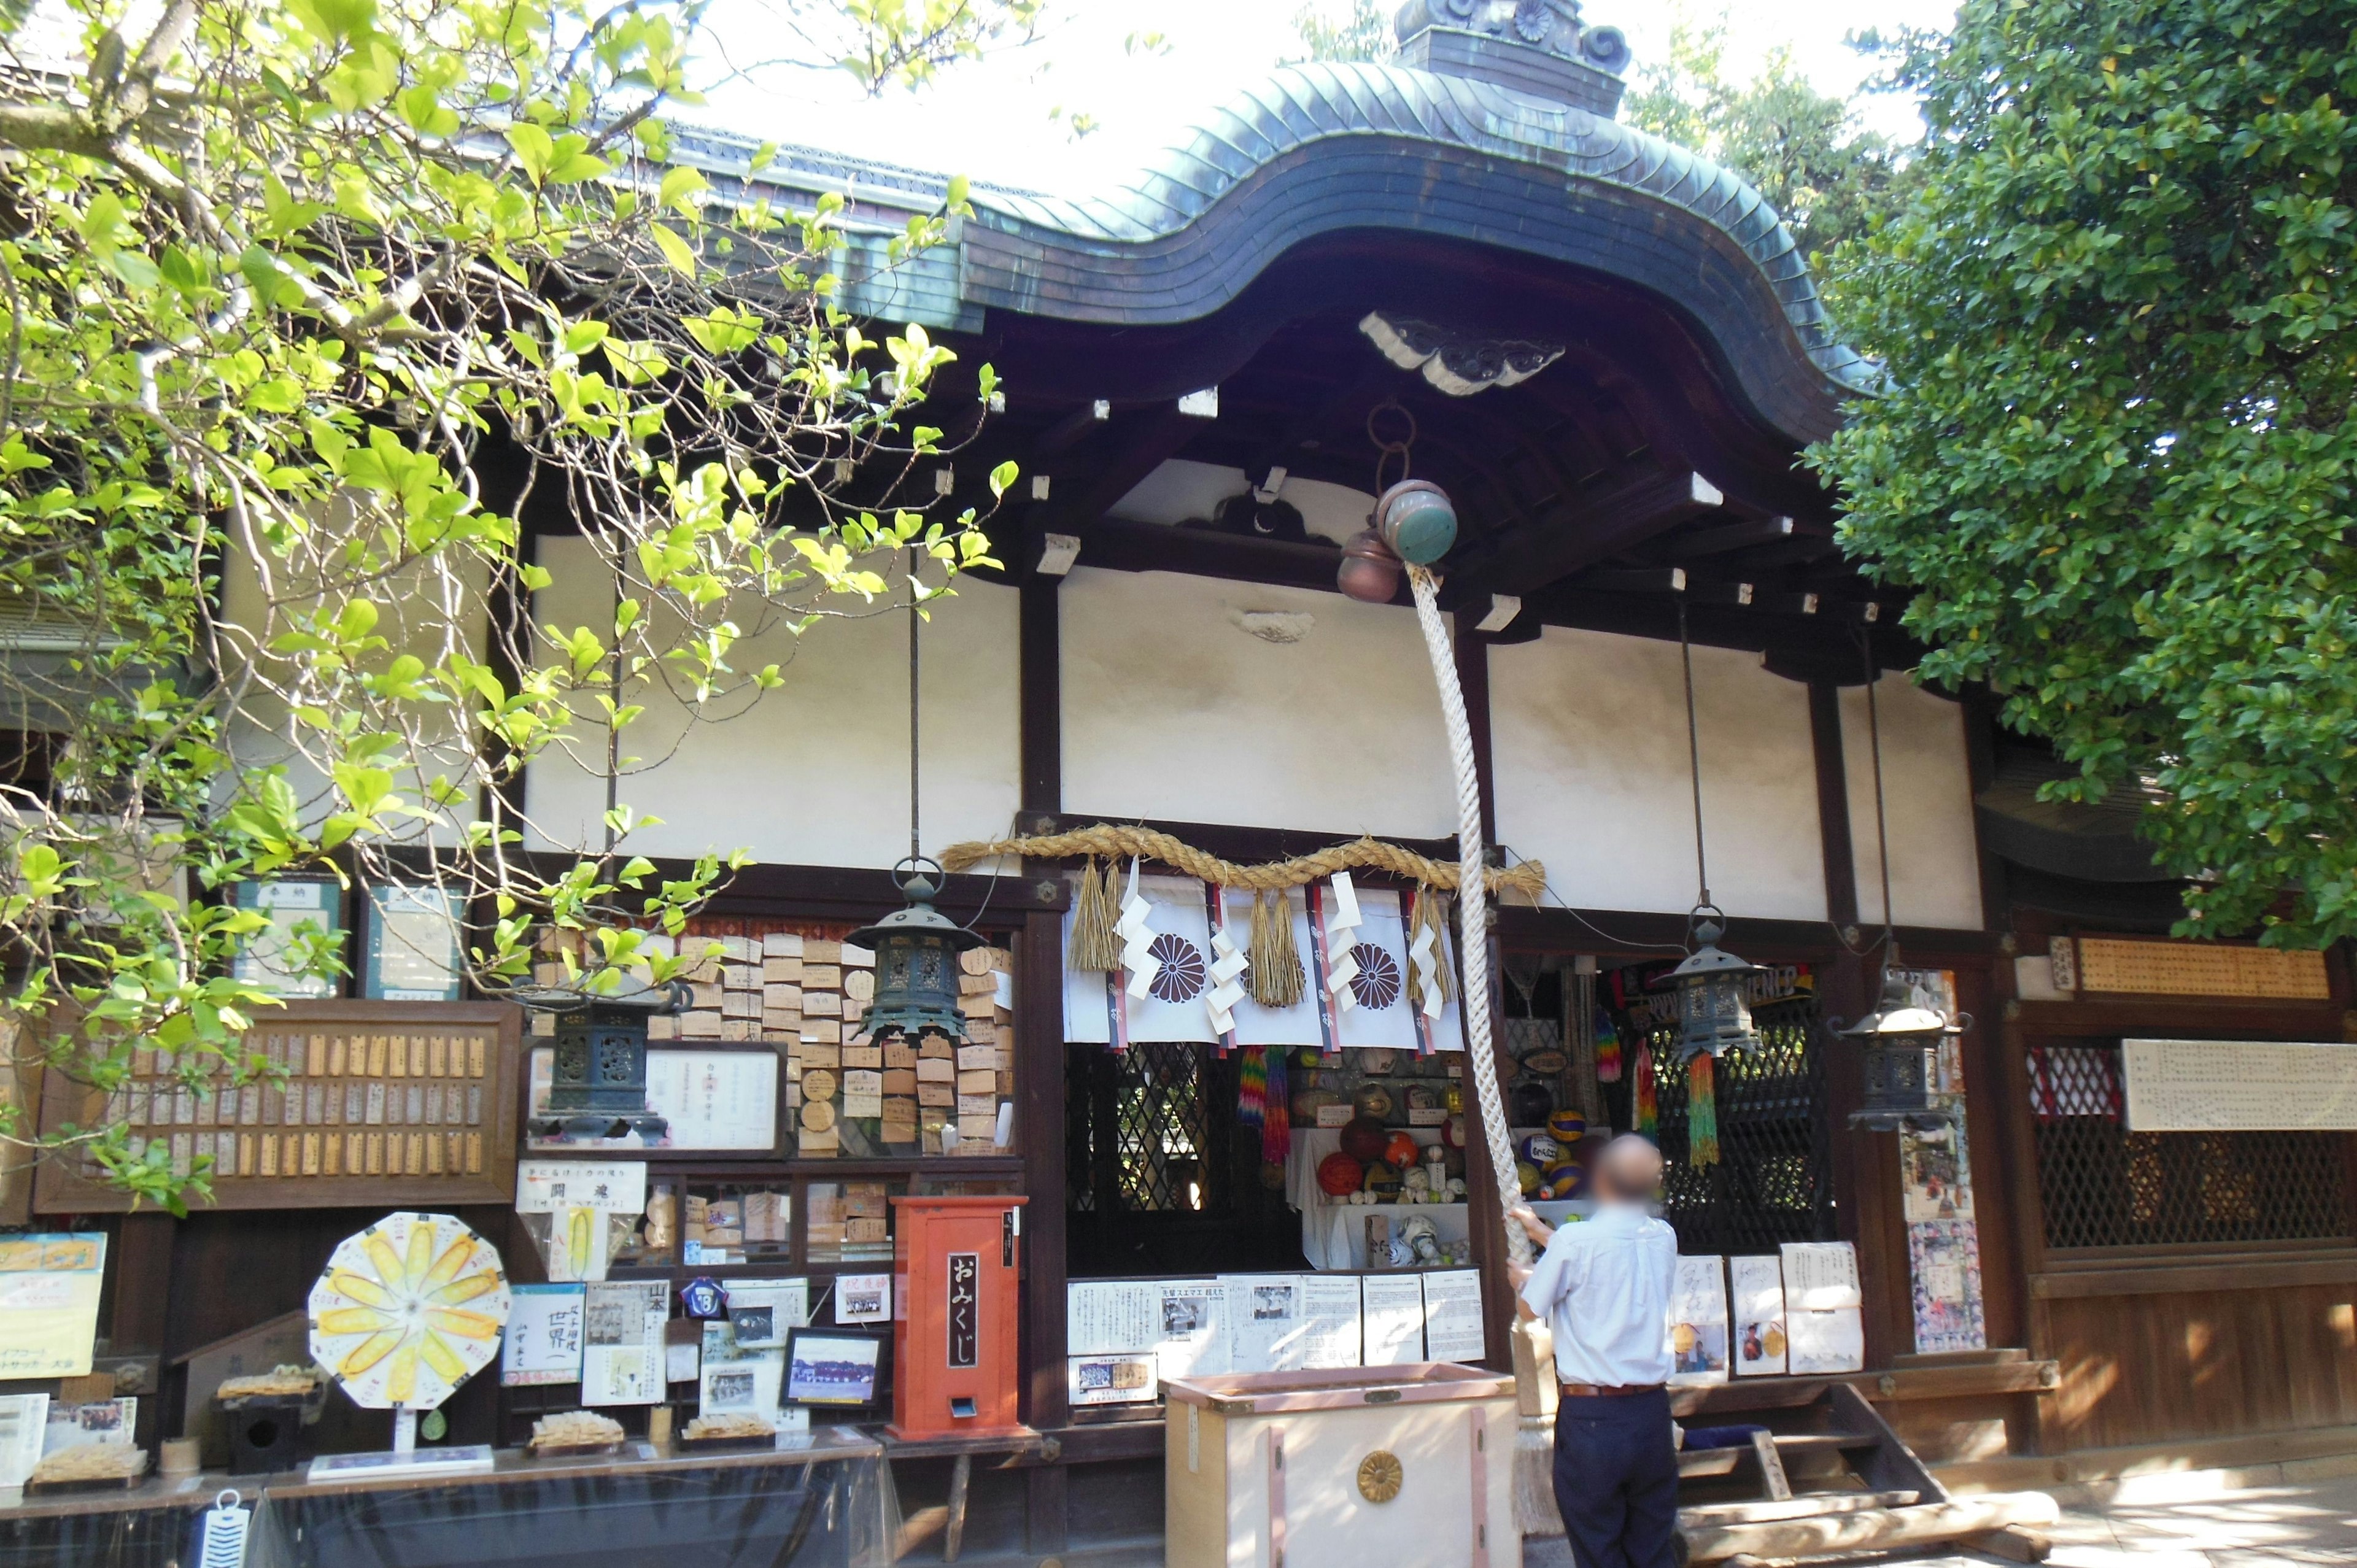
top-left (1452, 614), bottom-right (1497, 845)
top-left (1018, 577), bottom-right (1061, 825)
top-left (112, 1212), bottom-right (174, 1448)
top-left (1466, 935), bottom-right (1515, 1373)
top-left (1015, 906), bottom-right (1070, 1550)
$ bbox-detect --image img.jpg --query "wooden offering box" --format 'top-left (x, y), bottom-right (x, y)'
top-left (1164, 1364), bottom-right (1519, 1568)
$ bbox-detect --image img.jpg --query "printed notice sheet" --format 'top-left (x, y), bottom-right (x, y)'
top-left (1420, 1270), bottom-right (1487, 1363)
top-left (1067, 1280), bottom-right (1159, 1356)
top-left (1225, 1275), bottom-right (1310, 1372)
top-left (1361, 1275), bottom-right (1426, 1365)
top-left (1298, 1275), bottom-right (1364, 1368)
top-left (582, 1280), bottom-right (668, 1405)
top-left (0, 1235), bottom-right (105, 1378)
top-left (1153, 1281), bottom-right (1231, 1380)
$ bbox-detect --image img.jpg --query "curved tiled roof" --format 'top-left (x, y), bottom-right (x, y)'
top-left (959, 61), bottom-right (1875, 446)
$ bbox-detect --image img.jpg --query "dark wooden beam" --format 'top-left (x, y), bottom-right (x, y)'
top-left (1460, 466), bottom-right (1724, 594)
top-left (1676, 515), bottom-right (1796, 558)
top-left (1018, 576), bottom-right (1061, 821)
top-left (1453, 614), bottom-right (1496, 844)
top-left (1015, 908), bottom-right (1071, 1442)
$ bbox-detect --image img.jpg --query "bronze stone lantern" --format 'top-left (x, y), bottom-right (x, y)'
top-left (1839, 970), bottom-right (1965, 1131)
top-left (1653, 912), bottom-right (1766, 1062)
top-left (525, 976), bottom-right (684, 1142)
top-left (850, 857), bottom-right (985, 1043)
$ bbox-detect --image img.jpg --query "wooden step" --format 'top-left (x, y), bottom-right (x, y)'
top-left (1680, 1494), bottom-right (2062, 1565)
top-left (1679, 1490), bottom-right (1921, 1528)
top-left (1676, 1432), bottom-right (1877, 1477)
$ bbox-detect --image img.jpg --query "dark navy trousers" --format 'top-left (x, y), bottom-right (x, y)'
top-left (1551, 1389), bottom-right (1679, 1568)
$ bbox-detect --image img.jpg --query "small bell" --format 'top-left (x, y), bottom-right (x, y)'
top-left (1338, 527), bottom-right (1403, 603)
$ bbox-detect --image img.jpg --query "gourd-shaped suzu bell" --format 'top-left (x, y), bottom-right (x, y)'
top-left (1374, 479), bottom-right (1458, 565)
top-left (1338, 528), bottom-right (1403, 603)
top-left (850, 856), bottom-right (985, 1041)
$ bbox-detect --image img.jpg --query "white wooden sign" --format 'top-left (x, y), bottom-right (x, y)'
top-left (2123, 1038), bottom-right (2357, 1132)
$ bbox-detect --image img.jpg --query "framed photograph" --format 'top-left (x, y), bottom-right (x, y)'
top-left (230, 878), bottom-right (346, 998)
top-left (781, 1327), bottom-right (884, 1409)
top-left (363, 884), bottom-right (464, 1001)
top-left (526, 1043), bottom-right (784, 1157)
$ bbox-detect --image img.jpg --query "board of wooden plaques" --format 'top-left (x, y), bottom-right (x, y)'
top-left (34, 1000), bottom-right (522, 1213)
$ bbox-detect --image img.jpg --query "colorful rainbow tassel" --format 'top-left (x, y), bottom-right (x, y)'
top-left (1594, 1007), bottom-right (1623, 1083)
top-left (1238, 1047), bottom-right (1268, 1133)
top-left (1634, 1043), bottom-right (1658, 1138)
top-left (1687, 1052), bottom-right (1720, 1167)
top-left (1261, 1048), bottom-right (1291, 1165)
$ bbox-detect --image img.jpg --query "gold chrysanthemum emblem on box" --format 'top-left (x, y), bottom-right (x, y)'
top-left (1357, 1450), bottom-right (1404, 1503)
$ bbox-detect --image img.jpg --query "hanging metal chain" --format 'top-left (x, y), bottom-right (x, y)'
top-left (1678, 599), bottom-right (1713, 919)
top-left (1860, 624), bottom-right (1897, 968)
top-left (909, 547), bottom-right (923, 865)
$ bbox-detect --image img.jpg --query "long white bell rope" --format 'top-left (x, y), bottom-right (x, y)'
top-left (1406, 564), bottom-right (1530, 1270)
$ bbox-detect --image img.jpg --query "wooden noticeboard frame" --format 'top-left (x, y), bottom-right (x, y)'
top-left (33, 999), bottom-right (522, 1213)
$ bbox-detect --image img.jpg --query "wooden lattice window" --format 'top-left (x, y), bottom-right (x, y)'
top-left (1644, 995), bottom-right (1838, 1255)
top-left (2027, 1039), bottom-right (2353, 1249)
top-left (1067, 1043), bottom-right (1220, 1214)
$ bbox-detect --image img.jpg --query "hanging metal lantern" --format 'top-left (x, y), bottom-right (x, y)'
top-left (850, 856), bottom-right (985, 1042)
top-left (1840, 971), bottom-right (1965, 1130)
top-left (525, 976), bottom-right (684, 1142)
top-left (1651, 913), bottom-right (1765, 1062)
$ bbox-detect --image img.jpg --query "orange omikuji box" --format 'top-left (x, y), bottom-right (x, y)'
top-left (888, 1195), bottom-right (1032, 1440)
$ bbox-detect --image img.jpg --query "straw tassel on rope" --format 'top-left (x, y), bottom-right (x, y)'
top-left (1247, 889), bottom-right (1306, 1009)
top-left (1067, 858), bottom-right (1120, 972)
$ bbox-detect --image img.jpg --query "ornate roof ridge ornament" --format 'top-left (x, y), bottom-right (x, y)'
top-left (1361, 312), bottom-right (1566, 396)
top-left (1395, 0), bottom-right (1631, 115)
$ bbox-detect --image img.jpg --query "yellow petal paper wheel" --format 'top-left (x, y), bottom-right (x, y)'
top-left (308, 1211), bottom-right (509, 1411)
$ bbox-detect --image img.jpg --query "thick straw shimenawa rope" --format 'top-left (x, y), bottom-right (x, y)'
top-left (1407, 563), bottom-right (1563, 1541)
top-left (939, 825), bottom-right (1546, 899)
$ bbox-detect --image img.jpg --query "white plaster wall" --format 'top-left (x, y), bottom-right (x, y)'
top-left (1490, 627), bottom-right (1827, 921)
top-left (1059, 568), bottom-right (1457, 839)
top-left (1110, 458), bottom-right (1374, 544)
top-left (523, 536), bottom-right (1021, 868)
top-left (1841, 674), bottom-right (1984, 931)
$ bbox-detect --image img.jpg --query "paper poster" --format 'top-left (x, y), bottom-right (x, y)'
top-left (582, 1280), bottom-right (668, 1405)
top-left (1152, 1280), bottom-right (1231, 1380)
top-left (699, 1319), bottom-right (784, 1421)
top-left (1421, 1269), bottom-right (1487, 1362)
top-left (1908, 1219), bottom-right (1987, 1354)
top-left (1361, 1275), bottom-right (1426, 1365)
top-left (1225, 1275), bottom-right (1310, 1372)
top-left (1899, 1123), bottom-right (1974, 1222)
top-left (502, 1284), bottom-right (586, 1386)
top-left (1299, 1275), bottom-right (1364, 1369)
top-left (1779, 1242), bottom-right (1862, 1311)
top-left (724, 1278), bottom-right (808, 1351)
top-left (1729, 1256), bottom-right (1788, 1377)
top-left (1787, 1308), bottom-right (1866, 1374)
top-left (835, 1273), bottom-right (891, 1325)
top-left (1666, 1256), bottom-right (1730, 1386)
top-left (515, 1161), bottom-right (648, 1214)
top-left (0, 1234), bottom-right (106, 1378)
top-left (364, 883), bottom-right (464, 1001)
top-left (0, 1394), bottom-right (47, 1486)
top-left (1067, 1279), bottom-right (1159, 1356)
top-left (1069, 1352), bottom-right (1159, 1405)
top-left (41, 1398), bottom-right (134, 1457)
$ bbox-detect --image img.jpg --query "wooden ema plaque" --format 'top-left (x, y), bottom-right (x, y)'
top-left (34, 1000), bottom-right (522, 1213)
top-left (2069, 936), bottom-right (2331, 1001)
